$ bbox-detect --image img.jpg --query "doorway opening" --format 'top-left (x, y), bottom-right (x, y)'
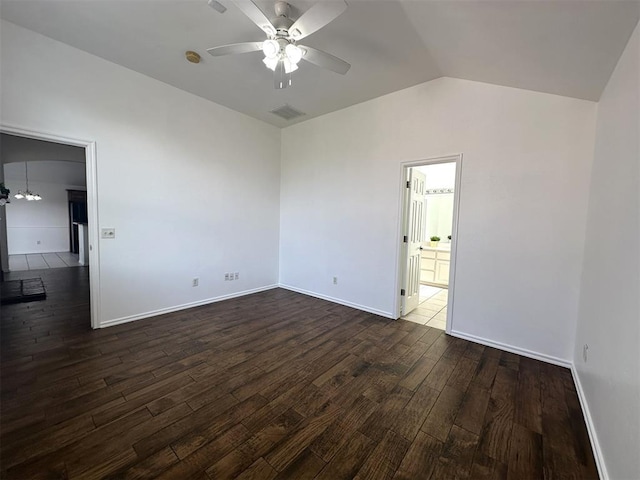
top-left (0, 126), bottom-right (100, 328)
top-left (397, 155), bottom-right (462, 333)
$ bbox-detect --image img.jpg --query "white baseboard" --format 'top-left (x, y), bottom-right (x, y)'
top-left (99, 284), bottom-right (279, 328)
top-left (278, 284), bottom-right (395, 319)
top-left (9, 249), bottom-right (71, 255)
top-left (570, 365), bottom-right (608, 480)
top-left (449, 329), bottom-right (572, 368)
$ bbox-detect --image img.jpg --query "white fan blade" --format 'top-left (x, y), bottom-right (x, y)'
top-left (299, 45), bottom-right (350, 75)
top-left (232, 0), bottom-right (277, 36)
top-left (208, 0), bottom-right (226, 13)
top-left (206, 42), bottom-right (263, 56)
top-left (288, 0), bottom-right (347, 40)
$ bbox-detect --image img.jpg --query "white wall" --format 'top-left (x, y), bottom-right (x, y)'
top-left (574, 23), bottom-right (639, 480)
top-left (417, 163), bottom-right (457, 241)
top-left (416, 162), bottom-right (456, 189)
top-left (280, 77), bottom-right (597, 363)
top-left (4, 160), bottom-right (86, 254)
top-left (425, 194), bottom-right (454, 241)
top-left (1, 20), bottom-right (281, 325)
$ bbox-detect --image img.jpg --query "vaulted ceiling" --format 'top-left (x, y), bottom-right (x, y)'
top-left (1, 0), bottom-right (638, 127)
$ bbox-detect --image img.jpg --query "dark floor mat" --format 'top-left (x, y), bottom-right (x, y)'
top-left (1, 278), bottom-right (47, 305)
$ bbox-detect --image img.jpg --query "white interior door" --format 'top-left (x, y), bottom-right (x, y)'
top-left (402, 168), bottom-right (426, 316)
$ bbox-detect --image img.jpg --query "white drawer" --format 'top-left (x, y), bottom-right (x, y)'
top-left (421, 250), bottom-right (436, 259)
top-left (437, 251), bottom-right (450, 261)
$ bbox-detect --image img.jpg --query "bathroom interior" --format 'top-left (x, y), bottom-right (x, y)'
top-left (403, 161), bottom-right (456, 329)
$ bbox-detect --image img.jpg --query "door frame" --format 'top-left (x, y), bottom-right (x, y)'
top-left (395, 154), bottom-right (463, 334)
top-left (1, 124), bottom-right (101, 329)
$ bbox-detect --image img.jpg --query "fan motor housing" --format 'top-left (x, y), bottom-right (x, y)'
top-left (272, 1), bottom-right (294, 34)
top-left (272, 18), bottom-right (293, 33)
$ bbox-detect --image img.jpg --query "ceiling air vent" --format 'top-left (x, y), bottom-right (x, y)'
top-left (269, 104), bottom-right (306, 121)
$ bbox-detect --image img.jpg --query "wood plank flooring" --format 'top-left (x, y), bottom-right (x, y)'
top-left (0, 268), bottom-right (599, 479)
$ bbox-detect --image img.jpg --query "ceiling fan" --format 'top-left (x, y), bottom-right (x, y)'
top-left (206, 0), bottom-right (351, 89)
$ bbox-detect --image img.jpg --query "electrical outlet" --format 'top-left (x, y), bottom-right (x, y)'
top-left (224, 273), bottom-right (230, 281)
top-left (192, 278), bottom-right (199, 287)
top-left (333, 276), bottom-right (338, 285)
top-left (583, 344), bottom-right (589, 362)
top-left (101, 228), bottom-right (116, 239)
top-left (234, 272), bottom-right (239, 280)
top-left (36, 240), bottom-right (41, 245)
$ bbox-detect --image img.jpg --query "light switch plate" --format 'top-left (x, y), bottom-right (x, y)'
top-left (101, 228), bottom-right (116, 239)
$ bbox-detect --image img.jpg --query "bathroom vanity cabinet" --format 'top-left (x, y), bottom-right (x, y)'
top-left (420, 246), bottom-right (450, 287)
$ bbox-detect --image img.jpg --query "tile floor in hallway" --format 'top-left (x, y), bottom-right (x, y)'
top-left (403, 284), bottom-right (448, 330)
top-left (8, 252), bottom-right (82, 271)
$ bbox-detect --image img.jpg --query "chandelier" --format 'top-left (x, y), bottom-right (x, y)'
top-left (14, 162), bottom-right (42, 201)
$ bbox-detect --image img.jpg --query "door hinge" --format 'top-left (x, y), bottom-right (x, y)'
top-left (400, 289), bottom-right (406, 296)
top-left (406, 181), bottom-right (410, 188)
top-left (403, 235), bottom-right (408, 243)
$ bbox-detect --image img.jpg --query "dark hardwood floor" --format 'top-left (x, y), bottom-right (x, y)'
top-left (0, 268), bottom-right (598, 479)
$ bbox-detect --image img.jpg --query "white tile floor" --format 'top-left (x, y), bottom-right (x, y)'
top-left (402, 284), bottom-right (448, 330)
top-left (9, 252), bottom-right (82, 271)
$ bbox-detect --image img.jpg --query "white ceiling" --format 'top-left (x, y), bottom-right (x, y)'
top-left (1, 0), bottom-right (638, 127)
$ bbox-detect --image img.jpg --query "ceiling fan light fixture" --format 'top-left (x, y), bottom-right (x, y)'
top-left (283, 58), bottom-right (298, 74)
top-left (263, 56), bottom-right (279, 71)
top-left (206, 0), bottom-right (350, 88)
top-left (262, 39), bottom-right (280, 58)
top-left (285, 44), bottom-right (302, 64)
